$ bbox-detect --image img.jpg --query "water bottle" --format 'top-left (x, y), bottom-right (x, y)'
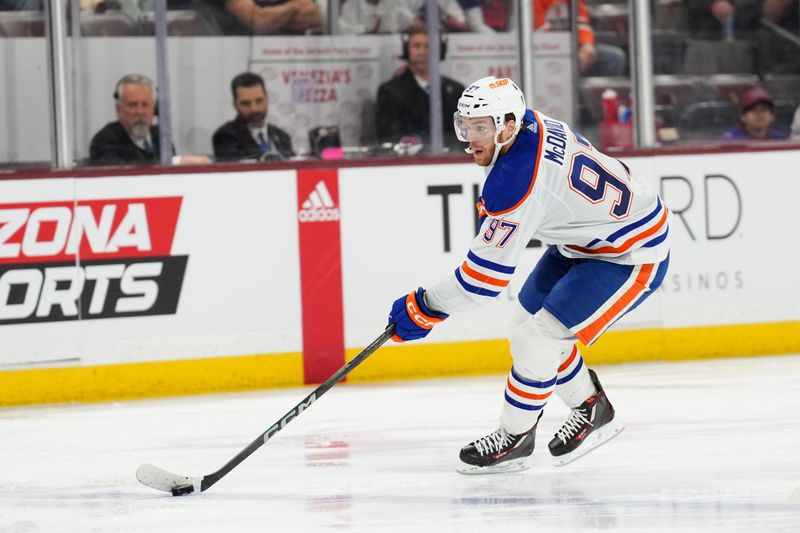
top-left (618, 104), bottom-right (631, 123)
top-left (602, 89), bottom-right (619, 124)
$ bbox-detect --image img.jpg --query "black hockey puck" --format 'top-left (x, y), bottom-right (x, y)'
top-left (171, 484), bottom-right (195, 496)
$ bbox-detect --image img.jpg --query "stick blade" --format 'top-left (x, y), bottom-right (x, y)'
top-left (136, 463), bottom-right (203, 496)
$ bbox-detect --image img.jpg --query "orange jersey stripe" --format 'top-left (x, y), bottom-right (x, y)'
top-left (485, 111), bottom-right (545, 217)
top-left (557, 345), bottom-right (578, 373)
top-left (577, 264), bottom-right (655, 345)
top-left (460, 261), bottom-right (510, 287)
top-left (568, 206), bottom-right (668, 255)
top-left (507, 377), bottom-right (553, 401)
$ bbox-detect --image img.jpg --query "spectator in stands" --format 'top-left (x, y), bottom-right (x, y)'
top-left (338, 0), bottom-right (467, 34)
top-left (721, 87), bottom-right (788, 140)
top-left (685, 0), bottom-right (760, 40)
top-left (676, 0), bottom-right (762, 75)
top-left (477, 0), bottom-right (625, 76)
top-left (375, 24), bottom-right (465, 152)
top-left (757, 0), bottom-right (800, 74)
top-left (89, 74), bottom-right (211, 167)
top-left (458, 0), bottom-right (493, 32)
top-left (202, 0), bottom-right (321, 35)
top-left (338, 0), bottom-right (418, 34)
top-left (212, 72), bottom-right (295, 162)
top-left (535, 0), bottom-right (625, 76)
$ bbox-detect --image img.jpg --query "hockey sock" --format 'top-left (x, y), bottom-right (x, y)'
top-left (553, 345), bottom-right (597, 408)
top-left (500, 367), bottom-right (556, 435)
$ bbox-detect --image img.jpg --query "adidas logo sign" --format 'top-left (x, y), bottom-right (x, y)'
top-left (298, 180), bottom-right (340, 223)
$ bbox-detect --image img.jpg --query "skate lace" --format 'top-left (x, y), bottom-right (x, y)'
top-left (555, 407), bottom-right (592, 444)
top-left (473, 429), bottom-right (513, 456)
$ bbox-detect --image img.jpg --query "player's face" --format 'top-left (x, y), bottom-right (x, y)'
top-left (116, 83), bottom-right (155, 141)
top-left (407, 33), bottom-right (429, 76)
top-left (454, 115), bottom-right (504, 166)
top-left (234, 85), bottom-right (268, 127)
top-left (454, 114), bottom-right (497, 143)
top-left (741, 103), bottom-right (775, 139)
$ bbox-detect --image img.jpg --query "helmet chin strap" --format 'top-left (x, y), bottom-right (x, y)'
top-left (489, 128), bottom-right (515, 167)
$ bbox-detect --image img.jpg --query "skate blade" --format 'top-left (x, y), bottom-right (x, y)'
top-left (552, 421), bottom-right (624, 467)
top-left (456, 457), bottom-right (532, 475)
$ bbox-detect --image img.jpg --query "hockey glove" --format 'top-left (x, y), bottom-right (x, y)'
top-left (388, 287), bottom-right (449, 342)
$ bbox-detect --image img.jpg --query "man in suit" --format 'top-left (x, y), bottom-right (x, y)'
top-left (375, 24), bottom-right (465, 152)
top-left (212, 72), bottom-right (296, 162)
top-left (89, 74), bottom-right (210, 167)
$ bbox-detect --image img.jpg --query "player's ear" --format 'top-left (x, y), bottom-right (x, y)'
top-left (504, 118), bottom-right (517, 136)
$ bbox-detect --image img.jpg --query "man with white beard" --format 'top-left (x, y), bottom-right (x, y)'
top-left (89, 74), bottom-right (210, 167)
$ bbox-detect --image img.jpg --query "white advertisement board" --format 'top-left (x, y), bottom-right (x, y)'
top-left (0, 170), bottom-right (302, 369)
top-left (0, 147), bottom-right (798, 374)
top-left (340, 149), bottom-right (800, 346)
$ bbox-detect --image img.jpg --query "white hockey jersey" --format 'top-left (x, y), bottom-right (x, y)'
top-left (427, 109), bottom-right (671, 314)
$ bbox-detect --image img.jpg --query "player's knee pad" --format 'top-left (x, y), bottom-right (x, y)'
top-left (508, 309), bottom-right (574, 379)
top-left (505, 300), bottom-right (532, 339)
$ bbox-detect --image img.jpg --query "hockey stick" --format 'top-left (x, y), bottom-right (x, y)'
top-left (136, 324), bottom-right (396, 496)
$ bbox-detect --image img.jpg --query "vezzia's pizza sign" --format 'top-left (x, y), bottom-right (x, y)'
top-left (0, 197), bottom-right (187, 324)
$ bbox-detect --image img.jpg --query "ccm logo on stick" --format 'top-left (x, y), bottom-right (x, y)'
top-left (0, 197), bottom-right (188, 325)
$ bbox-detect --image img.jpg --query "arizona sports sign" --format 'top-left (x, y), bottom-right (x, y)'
top-left (0, 196), bottom-right (187, 324)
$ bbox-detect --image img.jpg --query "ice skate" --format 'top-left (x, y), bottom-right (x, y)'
top-left (549, 368), bottom-right (623, 466)
top-left (457, 414), bottom-right (541, 475)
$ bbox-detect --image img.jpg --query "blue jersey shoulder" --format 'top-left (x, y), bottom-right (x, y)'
top-left (481, 110), bottom-right (541, 215)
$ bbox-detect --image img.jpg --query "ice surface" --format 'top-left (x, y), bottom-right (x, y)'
top-left (2, 355), bottom-right (800, 532)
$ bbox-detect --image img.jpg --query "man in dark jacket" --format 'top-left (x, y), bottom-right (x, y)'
top-left (213, 72), bottom-right (295, 162)
top-left (89, 74), bottom-right (210, 167)
top-left (375, 24), bottom-right (465, 152)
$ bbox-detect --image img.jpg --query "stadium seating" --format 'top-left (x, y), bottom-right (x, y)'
top-left (138, 10), bottom-right (212, 36)
top-left (0, 10), bottom-right (44, 37)
top-left (80, 11), bottom-right (139, 36)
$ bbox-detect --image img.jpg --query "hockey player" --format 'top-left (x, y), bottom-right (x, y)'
top-left (387, 76), bottom-right (670, 474)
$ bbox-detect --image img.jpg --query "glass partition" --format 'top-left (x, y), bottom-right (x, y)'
top-left (0, 8), bottom-right (52, 170)
top-left (6, 0), bottom-right (799, 171)
top-left (646, 0), bottom-right (800, 143)
top-left (579, 0), bottom-right (634, 150)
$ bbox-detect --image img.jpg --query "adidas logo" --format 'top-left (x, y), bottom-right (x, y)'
top-left (298, 180), bottom-right (340, 223)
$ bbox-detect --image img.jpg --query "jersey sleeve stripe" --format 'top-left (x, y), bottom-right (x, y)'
top-left (454, 268), bottom-right (501, 297)
top-left (484, 111), bottom-right (545, 217)
top-left (566, 204), bottom-right (668, 255)
top-left (605, 197), bottom-right (662, 243)
top-left (460, 261), bottom-right (510, 287)
top-left (467, 250), bottom-right (516, 274)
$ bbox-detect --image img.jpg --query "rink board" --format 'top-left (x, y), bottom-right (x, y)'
top-left (1, 147), bottom-right (799, 405)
